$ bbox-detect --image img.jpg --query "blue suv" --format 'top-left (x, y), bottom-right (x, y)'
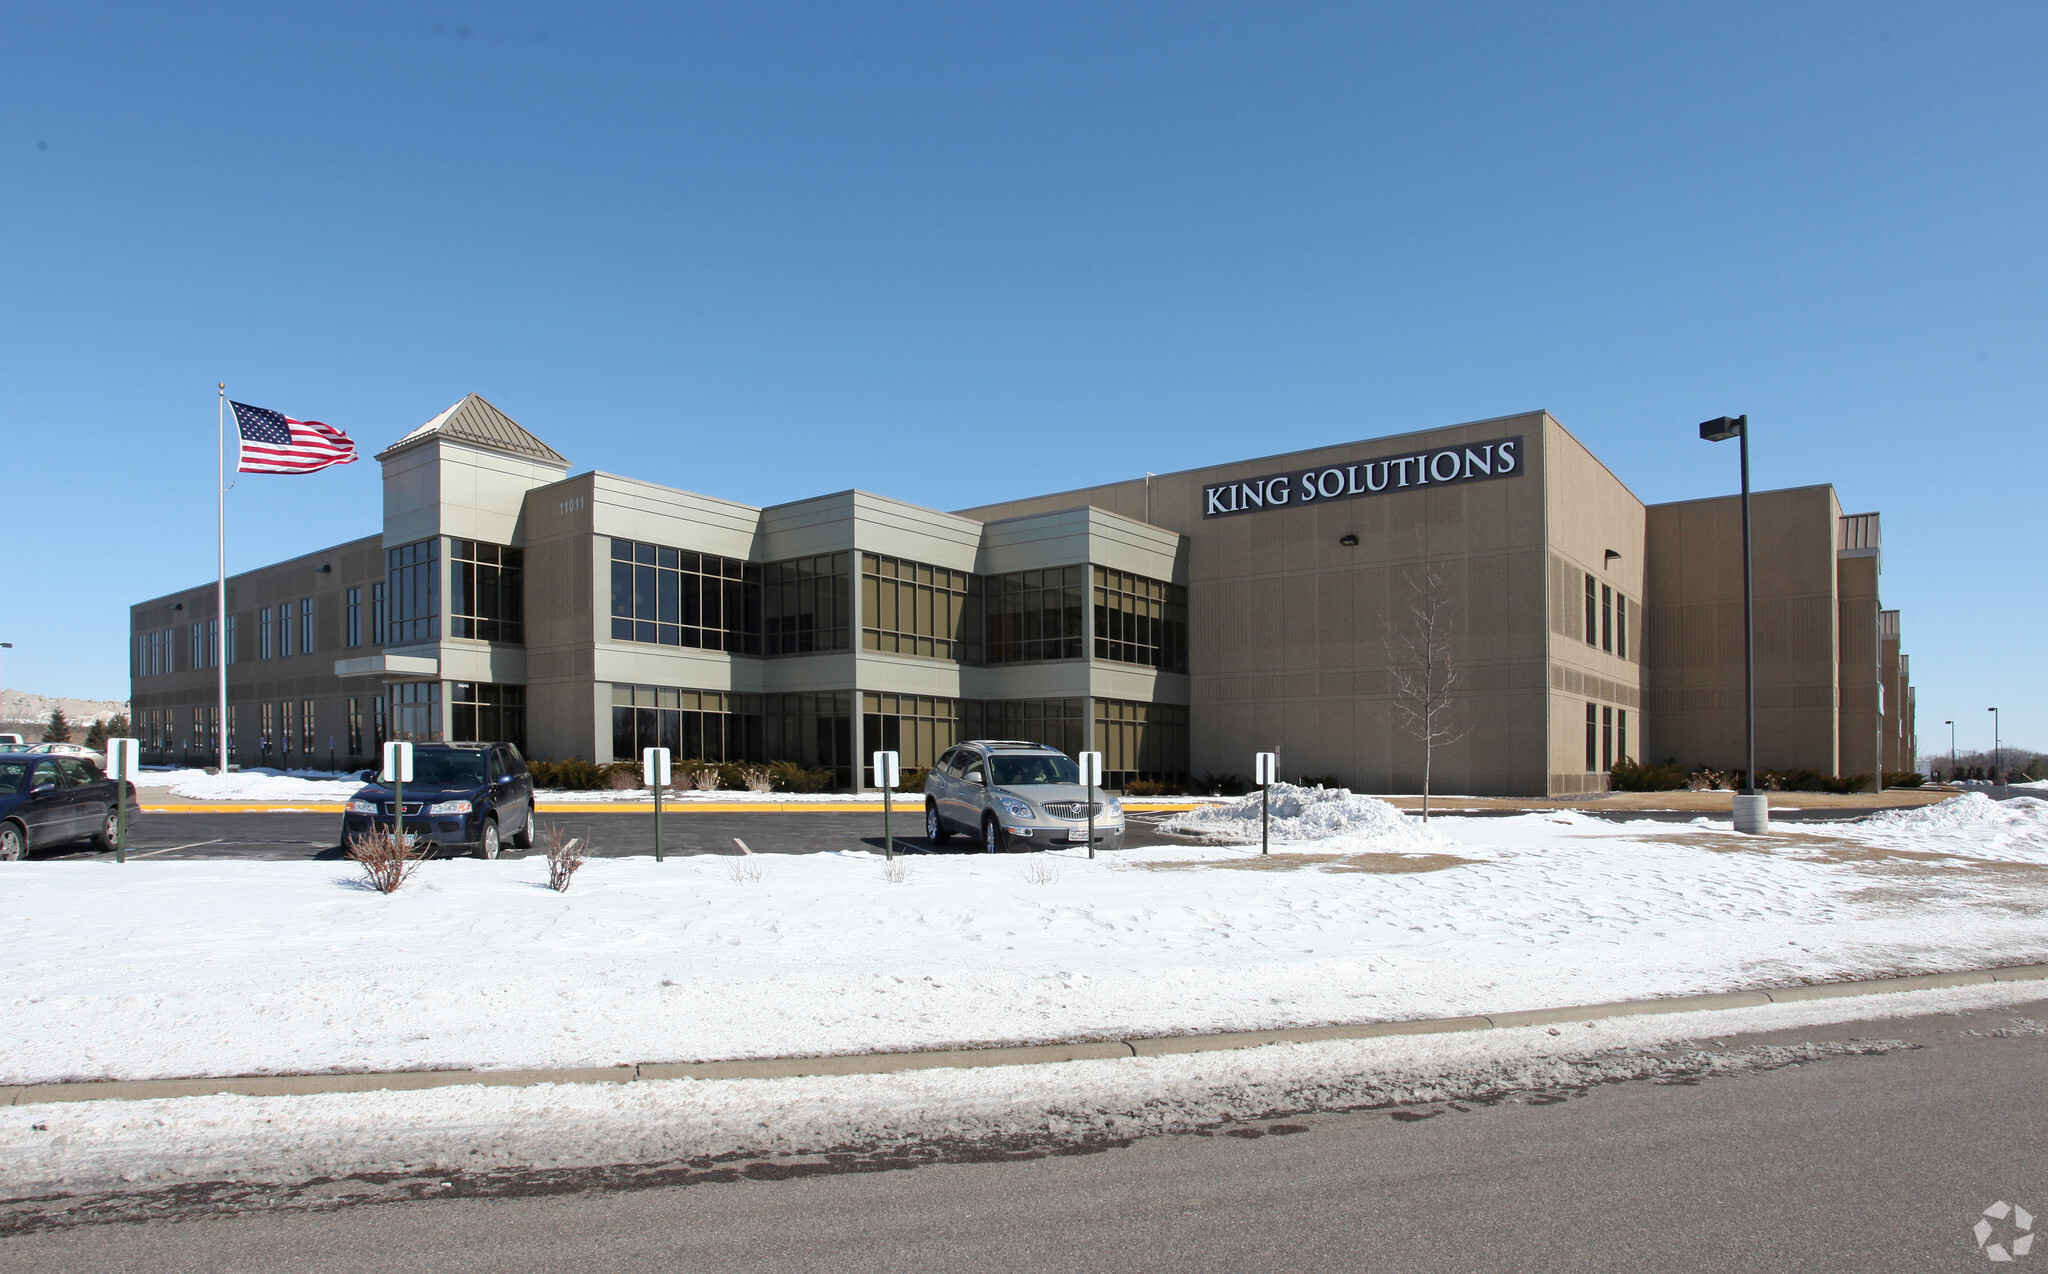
top-left (341, 742), bottom-right (536, 859)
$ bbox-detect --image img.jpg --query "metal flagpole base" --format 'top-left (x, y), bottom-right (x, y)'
top-left (1732, 793), bottom-right (1769, 835)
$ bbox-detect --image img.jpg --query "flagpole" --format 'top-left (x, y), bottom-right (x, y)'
top-left (217, 384), bottom-right (229, 776)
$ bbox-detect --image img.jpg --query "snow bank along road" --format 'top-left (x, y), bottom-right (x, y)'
top-left (4, 791), bottom-right (2046, 1088)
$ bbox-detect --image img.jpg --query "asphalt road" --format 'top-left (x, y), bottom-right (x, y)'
top-left (21, 809), bottom-right (1192, 861)
top-left (6, 998), bottom-right (2044, 1271)
top-left (24, 804), bottom-right (1919, 862)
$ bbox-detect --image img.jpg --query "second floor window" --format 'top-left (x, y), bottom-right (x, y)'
top-left (387, 539), bottom-right (439, 645)
top-left (260, 607), bottom-right (273, 660)
top-left (450, 540), bottom-right (524, 643)
top-left (300, 597), bottom-right (314, 654)
top-left (279, 600), bottom-right (295, 657)
top-left (346, 587), bottom-right (361, 648)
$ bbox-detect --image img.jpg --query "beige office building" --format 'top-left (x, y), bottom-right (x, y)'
top-left (131, 397), bottom-right (1914, 795)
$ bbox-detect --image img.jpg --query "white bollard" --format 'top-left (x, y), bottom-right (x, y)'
top-left (1732, 793), bottom-right (1769, 835)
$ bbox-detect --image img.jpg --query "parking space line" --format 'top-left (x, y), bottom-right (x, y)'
top-left (121, 839), bottom-right (227, 859)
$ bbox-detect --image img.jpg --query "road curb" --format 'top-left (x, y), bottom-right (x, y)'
top-left (7, 963), bottom-right (2044, 1107)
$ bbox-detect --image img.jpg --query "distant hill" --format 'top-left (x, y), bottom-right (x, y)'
top-left (1, 690), bottom-right (130, 740)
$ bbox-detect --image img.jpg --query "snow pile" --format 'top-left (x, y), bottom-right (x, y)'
top-left (158, 768), bottom-right (366, 802)
top-left (1849, 793), bottom-right (2048, 860)
top-left (1160, 782), bottom-right (1447, 848)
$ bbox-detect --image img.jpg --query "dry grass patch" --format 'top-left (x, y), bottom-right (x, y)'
top-left (1139, 850), bottom-right (1477, 874)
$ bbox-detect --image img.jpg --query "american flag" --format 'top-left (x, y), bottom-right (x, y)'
top-left (231, 401), bottom-right (358, 474)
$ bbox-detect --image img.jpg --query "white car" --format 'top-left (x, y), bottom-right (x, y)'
top-left (0, 734), bottom-right (24, 748)
top-left (25, 741), bottom-right (108, 769)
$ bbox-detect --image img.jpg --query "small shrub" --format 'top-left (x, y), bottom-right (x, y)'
top-left (1191, 772), bottom-right (1248, 797)
top-left (893, 766), bottom-right (928, 794)
top-left (769, 760), bottom-right (834, 793)
top-left (1826, 773), bottom-right (1874, 794)
top-left (1685, 767), bottom-right (1738, 792)
top-left (732, 763), bottom-right (774, 793)
top-left (528, 758), bottom-right (608, 790)
top-left (1883, 771), bottom-right (1925, 789)
top-left (1290, 773), bottom-right (1344, 790)
top-left (544, 825), bottom-right (587, 892)
top-left (882, 858), bottom-right (911, 884)
top-left (1021, 856), bottom-right (1061, 886)
top-left (1125, 779), bottom-right (1170, 796)
top-left (681, 760), bottom-right (722, 792)
top-left (347, 825), bottom-right (431, 894)
top-left (1610, 758), bottom-right (1689, 792)
top-left (727, 854), bottom-right (767, 884)
top-left (608, 770), bottom-right (642, 791)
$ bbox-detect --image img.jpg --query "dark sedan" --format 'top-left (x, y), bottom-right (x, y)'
top-left (0, 752), bottom-right (139, 860)
top-left (340, 742), bottom-right (536, 859)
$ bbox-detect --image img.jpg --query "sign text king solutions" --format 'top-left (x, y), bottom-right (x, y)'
top-left (1201, 435), bottom-right (1523, 518)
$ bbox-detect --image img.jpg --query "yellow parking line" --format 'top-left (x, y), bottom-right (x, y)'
top-left (139, 800), bottom-right (1203, 815)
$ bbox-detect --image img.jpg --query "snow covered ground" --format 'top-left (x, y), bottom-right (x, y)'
top-left (4, 793), bottom-right (2046, 1088)
top-left (7, 981), bottom-right (2044, 1194)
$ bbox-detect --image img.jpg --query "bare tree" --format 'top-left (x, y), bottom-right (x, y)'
top-left (1388, 562), bottom-right (1467, 821)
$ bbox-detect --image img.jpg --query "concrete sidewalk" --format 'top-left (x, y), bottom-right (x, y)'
top-left (9, 963), bottom-right (2042, 1107)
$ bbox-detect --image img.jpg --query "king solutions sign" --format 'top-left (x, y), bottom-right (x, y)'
top-left (1201, 435), bottom-right (1523, 519)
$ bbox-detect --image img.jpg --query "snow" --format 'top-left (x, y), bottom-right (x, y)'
top-left (1159, 782), bottom-right (1451, 848)
top-left (6, 980), bottom-right (2042, 1193)
top-left (4, 796), bottom-right (2048, 1088)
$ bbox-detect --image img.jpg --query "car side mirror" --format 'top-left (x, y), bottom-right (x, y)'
top-left (32, 783), bottom-right (56, 795)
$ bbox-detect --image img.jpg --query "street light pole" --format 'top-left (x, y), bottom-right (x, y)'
top-left (1990, 707), bottom-right (2001, 795)
top-left (1699, 416), bottom-right (1764, 833)
top-left (1945, 720), bottom-right (1955, 783)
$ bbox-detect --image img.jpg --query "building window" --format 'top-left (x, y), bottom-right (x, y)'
top-left (757, 691), bottom-right (853, 784)
top-left (348, 698), bottom-right (363, 757)
top-left (1094, 698), bottom-right (1190, 789)
top-left (346, 587), bottom-right (362, 648)
top-left (1585, 702), bottom-right (1597, 772)
top-left (451, 682), bottom-right (526, 750)
top-left (260, 607), bottom-right (273, 660)
top-left (609, 538), bottom-right (767, 654)
top-left (300, 597), bottom-right (314, 655)
top-left (450, 540), bottom-right (525, 643)
top-left (301, 699), bottom-right (317, 756)
top-left (260, 703), bottom-right (275, 757)
top-left (761, 554), bottom-right (848, 655)
top-left (862, 694), bottom-right (962, 770)
top-left (1583, 574), bottom-right (1597, 647)
top-left (372, 581), bottom-right (387, 645)
top-left (861, 555), bottom-right (973, 660)
top-left (373, 695), bottom-right (387, 750)
top-left (224, 614), bottom-right (237, 665)
top-left (191, 622), bottom-right (203, 668)
top-left (1093, 568), bottom-right (1188, 673)
top-left (983, 567), bottom-right (1085, 664)
top-left (1618, 708), bottom-right (1629, 764)
top-left (611, 684), bottom-right (762, 764)
top-left (142, 632), bottom-right (155, 677)
top-left (1602, 705), bottom-right (1614, 771)
top-left (1616, 595), bottom-right (1628, 660)
top-left (207, 618), bottom-right (218, 668)
top-left (279, 600), bottom-right (294, 657)
top-left (191, 707), bottom-right (203, 754)
top-left (279, 701), bottom-right (294, 758)
top-left (226, 705), bottom-right (237, 754)
top-left (390, 681), bottom-right (441, 742)
top-left (1600, 585), bottom-right (1613, 653)
top-left (387, 539), bottom-right (440, 645)
top-left (964, 698), bottom-right (1088, 760)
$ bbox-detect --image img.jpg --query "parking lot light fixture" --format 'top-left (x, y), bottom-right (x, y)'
top-left (1989, 708), bottom-right (2001, 793)
top-left (1698, 415), bottom-right (1764, 833)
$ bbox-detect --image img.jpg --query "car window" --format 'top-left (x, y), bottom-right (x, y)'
top-left (31, 761), bottom-right (61, 790)
top-left (56, 758), bottom-right (95, 788)
top-left (503, 744), bottom-right (527, 776)
top-left (961, 757), bottom-right (985, 785)
top-left (934, 748), bottom-right (959, 777)
top-left (408, 749), bottom-right (488, 787)
top-left (0, 762), bottom-right (29, 795)
top-left (989, 754), bottom-right (1081, 786)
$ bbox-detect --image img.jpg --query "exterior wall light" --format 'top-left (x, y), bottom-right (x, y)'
top-left (1338, 534), bottom-right (1359, 547)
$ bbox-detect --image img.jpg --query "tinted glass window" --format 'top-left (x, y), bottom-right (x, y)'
top-left (961, 758), bottom-right (985, 785)
top-left (31, 761), bottom-right (60, 790)
top-left (56, 758), bottom-right (94, 787)
top-left (408, 749), bottom-right (488, 787)
top-left (0, 762), bottom-right (28, 794)
top-left (989, 754), bottom-right (1081, 786)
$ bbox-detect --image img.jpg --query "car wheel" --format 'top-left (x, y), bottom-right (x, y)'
top-left (0, 822), bottom-right (24, 861)
top-left (982, 815), bottom-right (1006, 855)
top-left (92, 811), bottom-right (119, 851)
top-left (511, 808), bottom-right (535, 849)
top-left (926, 801), bottom-right (951, 845)
top-left (476, 817), bottom-right (500, 860)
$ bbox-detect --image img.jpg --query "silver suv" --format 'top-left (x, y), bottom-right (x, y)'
top-left (924, 740), bottom-right (1125, 853)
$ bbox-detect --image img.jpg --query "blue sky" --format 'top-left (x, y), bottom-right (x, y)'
top-left (3, 2), bottom-right (2041, 753)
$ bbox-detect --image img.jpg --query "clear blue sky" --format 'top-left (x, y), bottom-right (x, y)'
top-left (3, 2), bottom-right (2041, 754)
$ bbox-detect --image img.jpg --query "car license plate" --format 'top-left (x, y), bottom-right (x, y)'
top-left (1067, 828), bottom-right (1090, 842)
